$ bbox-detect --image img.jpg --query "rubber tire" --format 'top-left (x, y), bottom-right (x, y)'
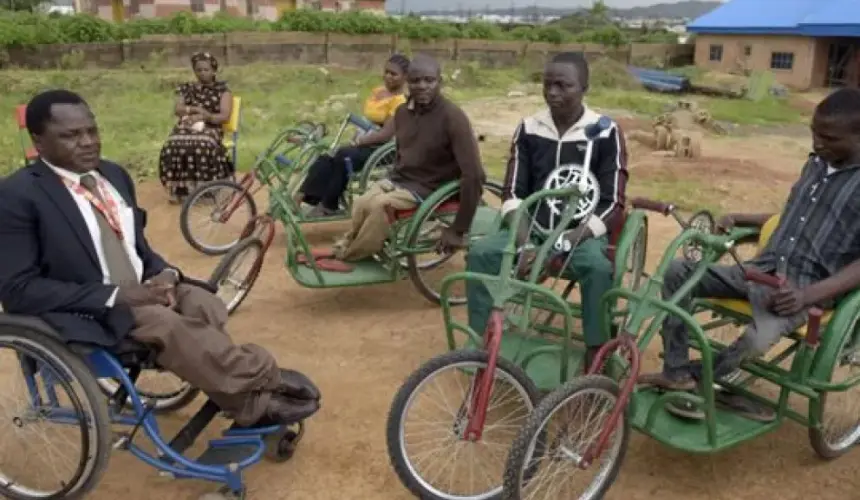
top-left (209, 238), bottom-right (265, 316)
top-left (406, 180), bottom-right (506, 306)
top-left (386, 349), bottom-right (542, 500)
top-left (209, 238), bottom-right (266, 316)
top-left (0, 330), bottom-right (112, 500)
top-left (502, 375), bottom-right (630, 500)
top-left (96, 377), bottom-right (200, 414)
top-left (808, 316), bottom-right (860, 459)
top-left (180, 179), bottom-right (258, 256)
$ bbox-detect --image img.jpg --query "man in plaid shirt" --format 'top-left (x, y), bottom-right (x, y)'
top-left (639, 87), bottom-right (860, 422)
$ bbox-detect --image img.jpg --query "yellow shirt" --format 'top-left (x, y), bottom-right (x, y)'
top-left (362, 87), bottom-right (407, 126)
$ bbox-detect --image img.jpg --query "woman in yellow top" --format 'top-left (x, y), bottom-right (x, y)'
top-left (296, 54), bottom-right (409, 217)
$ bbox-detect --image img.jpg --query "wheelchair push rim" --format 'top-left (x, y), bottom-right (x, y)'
top-left (406, 182), bottom-right (505, 306)
top-left (180, 180), bottom-right (258, 256)
top-left (809, 317), bottom-right (860, 457)
top-left (0, 332), bottom-right (111, 499)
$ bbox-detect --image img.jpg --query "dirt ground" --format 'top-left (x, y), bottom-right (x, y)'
top-left (6, 101), bottom-right (860, 500)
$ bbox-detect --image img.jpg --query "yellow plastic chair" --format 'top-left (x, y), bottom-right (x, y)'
top-left (704, 215), bottom-right (833, 336)
top-left (222, 95), bottom-right (242, 166)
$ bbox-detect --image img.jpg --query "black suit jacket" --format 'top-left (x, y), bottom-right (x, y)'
top-left (0, 160), bottom-right (176, 347)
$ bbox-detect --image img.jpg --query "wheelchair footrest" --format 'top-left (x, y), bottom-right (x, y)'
top-left (196, 443), bottom-right (260, 466)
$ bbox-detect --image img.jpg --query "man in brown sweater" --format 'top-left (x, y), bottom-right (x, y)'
top-left (332, 54), bottom-right (486, 262)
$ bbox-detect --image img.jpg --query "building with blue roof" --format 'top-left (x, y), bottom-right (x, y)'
top-left (687, 0), bottom-right (859, 89)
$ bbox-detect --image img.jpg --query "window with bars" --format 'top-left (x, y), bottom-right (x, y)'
top-left (191, 0), bottom-right (205, 13)
top-left (770, 51), bottom-right (795, 70)
top-left (709, 44), bottom-right (723, 62)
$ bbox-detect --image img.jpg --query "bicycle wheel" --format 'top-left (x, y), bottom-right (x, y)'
top-left (180, 180), bottom-right (258, 256)
top-left (387, 349), bottom-right (541, 500)
top-left (502, 375), bottom-right (629, 500)
top-left (209, 238), bottom-right (266, 315)
top-left (97, 374), bottom-right (199, 414)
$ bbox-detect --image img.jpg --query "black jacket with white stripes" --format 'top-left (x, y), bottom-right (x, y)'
top-left (501, 106), bottom-right (629, 238)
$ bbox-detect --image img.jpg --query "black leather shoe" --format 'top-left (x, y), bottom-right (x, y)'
top-left (275, 368), bottom-right (321, 402)
top-left (263, 393), bottom-right (320, 426)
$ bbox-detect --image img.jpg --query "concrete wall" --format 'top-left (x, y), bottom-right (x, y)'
top-left (693, 33), bottom-right (824, 89)
top-left (3, 33), bottom-right (695, 71)
top-left (93, 0), bottom-right (385, 21)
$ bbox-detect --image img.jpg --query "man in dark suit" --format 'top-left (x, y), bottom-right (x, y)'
top-left (0, 89), bottom-right (320, 428)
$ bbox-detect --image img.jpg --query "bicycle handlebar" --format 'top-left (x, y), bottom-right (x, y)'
top-left (743, 268), bottom-right (787, 289)
top-left (631, 197), bottom-right (675, 216)
top-left (348, 113), bottom-right (377, 132)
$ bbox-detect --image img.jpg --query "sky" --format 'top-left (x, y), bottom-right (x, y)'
top-left (402, 0), bottom-right (709, 12)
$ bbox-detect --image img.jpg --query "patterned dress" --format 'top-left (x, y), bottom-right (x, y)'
top-left (158, 81), bottom-right (234, 197)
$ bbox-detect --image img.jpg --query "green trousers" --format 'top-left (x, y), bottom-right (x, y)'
top-left (465, 229), bottom-right (614, 347)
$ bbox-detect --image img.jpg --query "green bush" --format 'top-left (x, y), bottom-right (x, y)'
top-left (0, 9), bottom-right (682, 48)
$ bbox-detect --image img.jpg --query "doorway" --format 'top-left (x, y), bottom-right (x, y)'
top-left (826, 41), bottom-right (859, 87)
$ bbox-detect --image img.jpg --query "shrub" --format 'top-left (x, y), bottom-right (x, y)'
top-left (0, 9), bottom-right (678, 48)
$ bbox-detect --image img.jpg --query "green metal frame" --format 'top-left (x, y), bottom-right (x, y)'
top-left (269, 179), bottom-right (501, 289)
top-left (435, 187), bottom-right (648, 390)
top-left (596, 225), bottom-right (860, 453)
top-left (254, 118), bottom-right (398, 225)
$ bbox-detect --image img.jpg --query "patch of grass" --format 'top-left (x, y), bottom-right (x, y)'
top-left (1, 62), bottom-right (808, 180)
top-left (0, 63), bottom-right (525, 177)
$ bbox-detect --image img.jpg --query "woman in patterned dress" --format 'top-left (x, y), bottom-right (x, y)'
top-left (158, 52), bottom-right (234, 204)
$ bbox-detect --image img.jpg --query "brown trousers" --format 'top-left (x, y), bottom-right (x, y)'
top-left (129, 284), bottom-right (281, 426)
top-left (335, 180), bottom-right (418, 261)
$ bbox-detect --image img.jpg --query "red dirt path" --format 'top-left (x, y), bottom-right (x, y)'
top-left (81, 156), bottom-right (860, 500)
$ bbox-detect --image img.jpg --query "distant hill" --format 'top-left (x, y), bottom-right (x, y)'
top-left (414, 1), bottom-right (723, 20)
top-left (611, 1), bottom-right (722, 19)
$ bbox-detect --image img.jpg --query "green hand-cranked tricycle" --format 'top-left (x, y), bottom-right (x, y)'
top-left (205, 165), bottom-right (506, 314)
top-left (383, 118), bottom-right (654, 500)
top-left (499, 199), bottom-right (860, 499)
top-left (179, 113), bottom-right (397, 256)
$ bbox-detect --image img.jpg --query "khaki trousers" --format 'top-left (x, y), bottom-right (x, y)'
top-left (129, 284), bottom-right (281, 426)
top-left (335, 180), bottom-right (418, 261)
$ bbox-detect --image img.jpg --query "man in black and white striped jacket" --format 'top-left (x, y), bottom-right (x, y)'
top-left (466, 52), bottom-right (629, 371)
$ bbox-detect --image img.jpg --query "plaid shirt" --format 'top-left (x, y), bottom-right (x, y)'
top-left (751, 154), bottom-right (860, 290)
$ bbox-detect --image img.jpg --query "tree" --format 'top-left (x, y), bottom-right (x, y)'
top-left (2, 0), bottom-right (45, 12)
top-left (588, 0), bottom-right (610, 26)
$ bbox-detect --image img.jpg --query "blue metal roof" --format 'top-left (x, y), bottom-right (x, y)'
top-left (688, 0), bottom-right (860, 37)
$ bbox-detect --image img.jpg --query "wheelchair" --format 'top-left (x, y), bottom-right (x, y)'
top-left (179, 113), bottom-right (395, 256)
top-left (0, 287), bottom-right (316, 499)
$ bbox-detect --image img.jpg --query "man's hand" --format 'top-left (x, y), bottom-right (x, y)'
top-left (716, 214), bottom-right (735, 233)
top-left (116, 284), bottom-right (170, 307)
top-left (770, 282), bottom-right (809, 316)
top-left (437, 228), bottom-right (467, 255)
top-left (514, 245), bottom-right (538, 278)
top-left (557, 225), bottom-right (592, 251)
top-left (145, 270), bottom-right (179, 308)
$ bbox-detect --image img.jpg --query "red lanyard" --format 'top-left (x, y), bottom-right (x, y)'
top-left (62, 176), bottom-right (124, 240)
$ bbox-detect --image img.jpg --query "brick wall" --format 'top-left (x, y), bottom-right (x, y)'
top-left (3, 32), bottom-right (694, 71)
top-left (693, 34), bottom-right (820, 90)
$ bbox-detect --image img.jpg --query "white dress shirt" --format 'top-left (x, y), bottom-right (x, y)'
top-left (45, 161), bottom-right (142, 307)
